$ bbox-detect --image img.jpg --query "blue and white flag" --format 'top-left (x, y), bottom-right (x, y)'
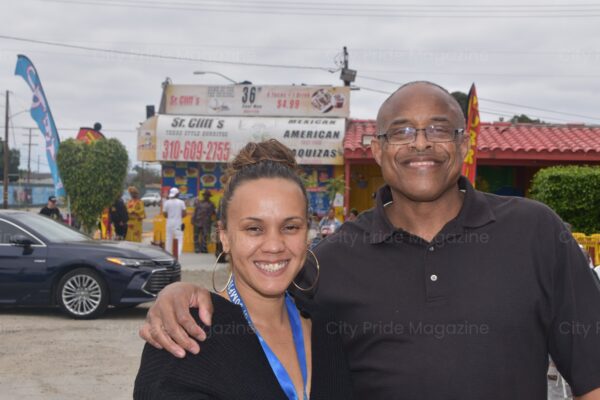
top-left (14, 54), bottom-right (65, 197)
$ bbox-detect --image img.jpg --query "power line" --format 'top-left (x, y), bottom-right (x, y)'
top-left (356, 75), bottom-right (600, 122)
top-left (360, 70), bottom-right (600, 79)
top-left (478, 97), bottom-right (600, 122)
top-left (35, 0), bottom-right (600, 9)
top-left (23, 0), bottom-right (600, 17)
top-left (479, 107), bottom-right (574, 123)
top-left (7, 40), bottom-right (600, 58)
top-left (30, 0), bottom-right (600, 11)
top-left (0, 35), bottom-right (338, 72)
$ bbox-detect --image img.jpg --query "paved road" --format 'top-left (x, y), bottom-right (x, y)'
top-left (0, 269), bottom-right (229, 400)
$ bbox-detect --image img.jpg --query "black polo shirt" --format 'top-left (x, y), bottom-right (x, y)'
top-left (298, 176), bottom-right (600, 399)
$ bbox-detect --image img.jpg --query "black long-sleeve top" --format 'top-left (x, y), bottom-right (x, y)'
top-left (134, 293), bottom-right (353, 400)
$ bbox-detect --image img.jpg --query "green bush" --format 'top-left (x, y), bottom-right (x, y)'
top-left (530, 165), bottom-right (600, 234)
top-left (57, 138), bottom-right (128, 233)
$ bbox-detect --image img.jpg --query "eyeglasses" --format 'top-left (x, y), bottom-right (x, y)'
top-left (377, 125), bottom-right (465, 145)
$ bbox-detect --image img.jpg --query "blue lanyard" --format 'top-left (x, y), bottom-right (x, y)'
top-left (227, 277), bottom-right (308, 400)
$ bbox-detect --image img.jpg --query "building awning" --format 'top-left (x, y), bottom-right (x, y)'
top-left (344, 120), bottom-right (600, 164)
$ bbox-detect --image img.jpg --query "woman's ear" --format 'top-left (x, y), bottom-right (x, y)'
top-left (218, 221), bottom-right (230, 253)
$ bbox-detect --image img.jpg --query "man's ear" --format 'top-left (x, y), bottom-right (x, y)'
top-left (218, 221), bottom-right (230, 253)
top-left (371, 137), bottom-right (383, 167)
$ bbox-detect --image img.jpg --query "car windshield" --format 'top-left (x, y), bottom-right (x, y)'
top-left (19, 213), bottom-right (90, 243)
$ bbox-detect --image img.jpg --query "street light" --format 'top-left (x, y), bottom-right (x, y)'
top-left (193, 71), bottom-right (252, 85)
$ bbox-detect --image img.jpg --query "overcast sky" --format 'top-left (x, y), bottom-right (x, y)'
top-left (1, 0), bottom-right (599, 173)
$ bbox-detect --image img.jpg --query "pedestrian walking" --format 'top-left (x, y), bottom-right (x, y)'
top-left (39, 196), bottom-right (62, 221)
top-left (163, 187), bottom-right (186, 257)
top-left (126, 186), bottom-right (146, 242)
top-left (110, 196), bottom-right (128, 240)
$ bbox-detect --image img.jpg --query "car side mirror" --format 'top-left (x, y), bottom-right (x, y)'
top-left (10, 234), bottom-right (35, 248)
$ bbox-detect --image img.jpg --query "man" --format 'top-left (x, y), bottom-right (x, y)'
top-left (191, 190), bottom-right (215, 253)
top-left (39, 196), bottom-right (62, 221)
top-left (162, 187), bottom-right (186, 257)
top-left (318, 206), bottom-right (341, 238)
top-left (346, 207), bottom-right (359, 222)
top-left (139, 82), bottom-right (600, 399)
top-left (109, 196), bottom-right (128, 240)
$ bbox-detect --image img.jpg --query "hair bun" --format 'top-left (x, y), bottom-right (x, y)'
top-left (226, 139), bottom-right (299, 179)
top-left (219, 139), bottom-right (309, 228)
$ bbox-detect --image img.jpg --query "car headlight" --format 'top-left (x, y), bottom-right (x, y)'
top-left (106, 257), bottom-right (154, 268)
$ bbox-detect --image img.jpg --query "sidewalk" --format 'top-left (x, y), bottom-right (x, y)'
top-left (177, 251), bottom-right (219, 271)
top-left (142, 233), bottom-right (217, 271)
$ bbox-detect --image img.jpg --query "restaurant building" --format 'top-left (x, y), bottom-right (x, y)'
top-left (137, 82), bottom-right (350, 251)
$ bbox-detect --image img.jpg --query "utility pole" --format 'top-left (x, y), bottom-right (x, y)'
top-left (343, 47), bottom-right (349, 78)
top-left (22, 128), bottom-right (38, 185)
top-left (340, 46), bottom-right (357, 87)
top-left (3, 90), bottom-right (9, 209)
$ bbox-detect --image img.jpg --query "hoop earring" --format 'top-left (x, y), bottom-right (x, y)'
top-left (212, 252), bottom-right (232, 293)
top-left (293, 249), bottom-right (320, 292)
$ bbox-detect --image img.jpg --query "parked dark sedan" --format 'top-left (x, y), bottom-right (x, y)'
top-left (0, 210), bottom-right (180, 319)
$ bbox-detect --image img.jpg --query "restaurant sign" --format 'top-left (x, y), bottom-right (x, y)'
top-left (155, 115), bottom-right (345, 165)
top-left (163, 85), bottom-right (350, 118)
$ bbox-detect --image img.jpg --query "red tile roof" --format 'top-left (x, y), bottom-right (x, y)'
top-left (344, 119), bottom-right (376, 152)
top-left (344, 119), bottom-right (600, 161)
top-left (478, 122), bottom-right (600, 154)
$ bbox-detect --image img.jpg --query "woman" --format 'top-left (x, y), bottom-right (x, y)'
top-left (134, 140), bottom-right (352, 399)
top-left (126, 186), bottom-right (145, 242)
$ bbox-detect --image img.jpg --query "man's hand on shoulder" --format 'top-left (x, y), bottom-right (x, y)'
top-left (139, 282), bottom-right (214, 358)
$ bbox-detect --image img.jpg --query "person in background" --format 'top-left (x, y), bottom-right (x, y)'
top-left (39, 195), bottom-right (62, 221)
top-left (110, 195), bottom-right (128, 240)
top-left (192, 190), bottom-right (215, 253)
top-left (318, 206), bottom-right (341, 238)
top-left (346, 208), bottom-right (359, 222)
top-left (307, 212), bottom-right (321, 250)
top-left (163, 187), bottom-right (186, 257)
top-left (126, 186), bottom-right (146, 242)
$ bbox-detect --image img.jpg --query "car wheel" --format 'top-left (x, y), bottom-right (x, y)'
top-left (57, 268), bottom-right (109, 319)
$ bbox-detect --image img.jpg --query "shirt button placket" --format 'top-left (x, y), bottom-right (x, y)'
top-left (425, 244), bottom-right (443, 301)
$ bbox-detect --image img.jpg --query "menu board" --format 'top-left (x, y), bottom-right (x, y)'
top-left (301, 165), bottom-right (334, 216)
top-left (161, 162), bottom-right (198, 201)
top-left (164, 85), bottom-right (350, 118)
top-left (198, 163), bottom-right (226, 190)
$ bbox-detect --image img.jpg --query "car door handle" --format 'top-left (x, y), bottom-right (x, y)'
top-left (33, 259), bottom-right (46, 263)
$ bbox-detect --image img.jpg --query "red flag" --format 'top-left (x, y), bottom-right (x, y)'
top-left (461, 83), bottom-right (480, 187)
top-left (76, 127), bottom-right (105, 144)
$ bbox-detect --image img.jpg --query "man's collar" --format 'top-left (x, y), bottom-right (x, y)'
top-left (369, 176), bottom-right (496, 244)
